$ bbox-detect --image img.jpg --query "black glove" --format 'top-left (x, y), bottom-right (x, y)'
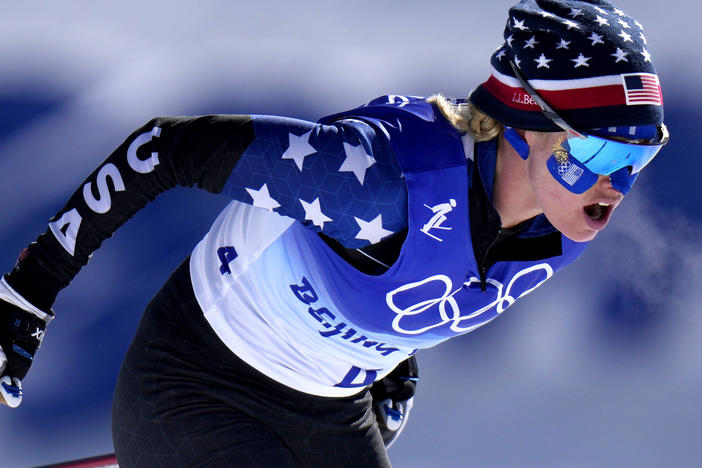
top-left (0, 275), bottom-right (53, 407)
top-left (370, 355), bottom-right (419, 448)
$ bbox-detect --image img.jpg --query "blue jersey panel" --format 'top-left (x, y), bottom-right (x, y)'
top-left (222, 115), bottom-right (408, 248)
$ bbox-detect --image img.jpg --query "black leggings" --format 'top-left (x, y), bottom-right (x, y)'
top-left (112, 259), bottom-right (390, 467)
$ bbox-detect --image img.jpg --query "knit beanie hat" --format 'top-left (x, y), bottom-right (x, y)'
top-left (469, 0), bottom-right (664, 132)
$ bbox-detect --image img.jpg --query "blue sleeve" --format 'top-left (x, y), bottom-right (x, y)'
top-left (222, 115), bottom-right (408, 248)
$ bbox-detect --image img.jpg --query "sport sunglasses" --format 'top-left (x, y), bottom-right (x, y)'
top-left (509, 61), bottom-right (668, 194)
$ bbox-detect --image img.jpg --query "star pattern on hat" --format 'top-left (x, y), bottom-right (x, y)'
top-left (513, 17), bottom-right (528, 31)
top-left (611, 47), bottom-right (629, 63)
top-left (556, 38), bottom-right (571, 50)
top-left (641, 48), bottom-right (652, 62)
top-left (618, 18), bottom-right (631, 29)
top-left (534, 53), bottom-right (552, 69)
top-left (594, 6), bottom-right (608, 15)
top-left (497, 2), bottom-right (654, 74)
top-left (588, 32), bottom-right (604, 46)
top-left (476, 1), bottom-right (663, 134)
top-left (562, 19), bottom-right (580, 30)
top-left (571, 53), bottom-right (591, 68)
top-left (524, 36), bottom-right (538, 49)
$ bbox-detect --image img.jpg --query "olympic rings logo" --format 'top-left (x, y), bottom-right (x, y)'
top-left (557, 161), bottom-right (572, 177)
top-left (385, 264), bottom-right (554, 335)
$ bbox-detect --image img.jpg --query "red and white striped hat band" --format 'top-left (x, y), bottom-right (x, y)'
top-left (482, 66), bottom-right (663, 112)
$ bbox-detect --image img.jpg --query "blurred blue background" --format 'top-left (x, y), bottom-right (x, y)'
top-left (1, 1), bottom-right (699, 467)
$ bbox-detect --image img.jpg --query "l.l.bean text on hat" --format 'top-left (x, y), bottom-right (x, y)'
top-left (512, 92), bottom-right (538, 107)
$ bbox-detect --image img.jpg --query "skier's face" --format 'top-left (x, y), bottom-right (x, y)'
top-left (524, 131), bottom-right (624, 243)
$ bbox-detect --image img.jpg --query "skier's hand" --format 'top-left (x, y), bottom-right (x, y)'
top-left (0, 276), bottom-right (53, 407)
top-left (370, 355), bottom-right (419, 448)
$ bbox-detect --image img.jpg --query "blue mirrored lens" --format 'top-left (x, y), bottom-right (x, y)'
top-left (564, 135), bottom-right (662, 175)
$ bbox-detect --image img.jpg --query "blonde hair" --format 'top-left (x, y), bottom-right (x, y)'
top-left (427, 94), bottom-right (503, 142)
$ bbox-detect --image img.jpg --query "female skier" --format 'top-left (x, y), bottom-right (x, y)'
top-left (0, 1), bottom-right (668, 466)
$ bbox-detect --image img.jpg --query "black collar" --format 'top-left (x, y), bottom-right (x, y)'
top-left (470, 144), bottom-right (563, 275)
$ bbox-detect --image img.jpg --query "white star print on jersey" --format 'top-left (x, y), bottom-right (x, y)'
top-left (299, 198), bottom-right (333, 229)
top-left (339, 142), bottom-right (376, 185)
top-left (282, 129), bottom-right (317, 171)
top-left (222, 113), bottom-right (408, 250)
top-left (246, 183), bottom-right (281, 212)
top-left (354, 214), bottom-right (393, 244)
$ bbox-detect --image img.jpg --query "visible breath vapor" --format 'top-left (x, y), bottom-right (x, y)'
top-left (588, 188), bottom-right (702, 317)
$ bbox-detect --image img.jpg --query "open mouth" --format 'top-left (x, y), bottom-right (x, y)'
top-left (584, 202), bottom-right (610, 220)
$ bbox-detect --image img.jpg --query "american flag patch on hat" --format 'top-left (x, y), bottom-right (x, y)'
top-left (622, 73), bottom-right (662, 106)
top-left (469, 0), bottom-right (665, 131)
